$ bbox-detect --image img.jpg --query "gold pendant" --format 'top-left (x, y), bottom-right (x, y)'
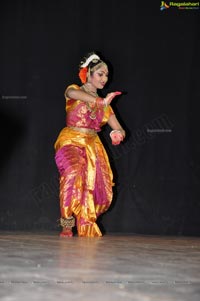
top-left (89, 112), bottom-right (96, 120)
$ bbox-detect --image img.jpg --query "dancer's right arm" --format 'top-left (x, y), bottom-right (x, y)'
top-left (65, 86), bottom-right (96, 104)
top-left (65, 85), bottom-right (120, 106)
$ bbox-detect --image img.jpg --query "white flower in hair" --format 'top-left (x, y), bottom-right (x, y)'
top-left (80, 54), bottom-right (100, 68)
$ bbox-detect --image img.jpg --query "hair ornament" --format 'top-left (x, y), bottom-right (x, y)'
top-left (80, 54), bottom-right (100, 68)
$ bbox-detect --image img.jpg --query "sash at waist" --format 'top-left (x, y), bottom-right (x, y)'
top-left (68, 126), bottom-right (97, 135)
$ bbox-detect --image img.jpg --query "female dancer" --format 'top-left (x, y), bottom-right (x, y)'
top-left (54, 52), bottom-right (125, 237)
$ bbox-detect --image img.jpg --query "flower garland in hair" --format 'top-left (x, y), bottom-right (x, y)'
top-left (79, 67), bottom-right (88, 84)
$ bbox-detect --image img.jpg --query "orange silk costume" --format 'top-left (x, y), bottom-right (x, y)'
top-left (54, 84), bottom-right (114, 237)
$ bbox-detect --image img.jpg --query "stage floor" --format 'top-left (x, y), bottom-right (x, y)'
top-left (0, 232), bottom-right (200, 301)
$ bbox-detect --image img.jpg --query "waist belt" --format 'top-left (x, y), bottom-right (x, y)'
top-left (68, 126), bottom-right (97, 135)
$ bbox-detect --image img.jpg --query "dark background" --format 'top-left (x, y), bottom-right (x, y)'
top-left (0, 0), bottom-right (199, 235)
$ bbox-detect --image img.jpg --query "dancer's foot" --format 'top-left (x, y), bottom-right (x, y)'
top-left (60, 227), bottom-right (73, 237)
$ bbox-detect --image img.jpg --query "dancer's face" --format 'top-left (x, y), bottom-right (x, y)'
top-left (88, 64), bottom-right (108, 90)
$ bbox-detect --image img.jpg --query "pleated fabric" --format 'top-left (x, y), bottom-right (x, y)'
top-left (55, 127), bottom-right (114, 237)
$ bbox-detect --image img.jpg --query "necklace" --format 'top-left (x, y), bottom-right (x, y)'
top-left (82, 84), bottom-right (98, 120)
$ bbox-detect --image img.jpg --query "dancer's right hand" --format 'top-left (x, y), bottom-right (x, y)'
top-left (104, 91), bottom-right (122, 105)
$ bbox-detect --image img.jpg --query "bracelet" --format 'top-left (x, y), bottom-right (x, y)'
top-left (96, 97), bottom-right (104, 108)
top-left (96, 97), bottom-right (108, 108)
top-left (110, 129), bottom-right (124, 138)
top-left (110, 130), bottom-right (120, 137)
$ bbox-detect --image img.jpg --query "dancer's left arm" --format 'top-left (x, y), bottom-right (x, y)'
top-left (107, 114), bottom-right (125, 145)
